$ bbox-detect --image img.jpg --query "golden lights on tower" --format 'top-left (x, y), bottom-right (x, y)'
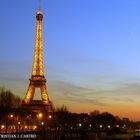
top-left (32, 11), bottom-right (44, 76)
top-left (22, 7), bottom-right (51, 104)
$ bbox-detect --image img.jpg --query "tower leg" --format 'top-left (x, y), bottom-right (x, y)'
top-left (41, 84), bottom-right (49, 103)
top-left (23, 84), bottom-right (35, 103)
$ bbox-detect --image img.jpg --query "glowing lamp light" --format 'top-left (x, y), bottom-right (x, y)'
top-left (18, 122), bottom-right (21, 125)
top-left (89, 124), bottom-right (92, 128)
top-left (48, 115), bottom-right (52, 119)
top-left (116, 125), bottom-right (119, 128)
top-left (1, 125), bottom-right (5, 129)
top-left (79, 123), bottom-right (82, 127)
top-left (41, 122), bottom-right (44, 125)
top-left (25, 125), bottom-right (28, 129)
top-left (33, 125), bottom-right (37, 129)
top-left (108, 125), bottom-right (111, 129)
top-left (10, 114), bottom-right (14, 118)
top-left (99, 125), bottom-right (103, 128)
top-left (38, 113), bottom-right (43, 119)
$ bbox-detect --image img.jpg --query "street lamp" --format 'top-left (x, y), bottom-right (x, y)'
top-left (33, 125), bottom-right (37, 130)
top-left (17, 122), bottom-right (21, 133)
top-left (48, 115), bottom-right (52, 119)
top-left (1, 125), bottom-right (5, 133)
top-left (78, 123), bottom-right (82, 127)
top-left (1, 125), bottom-right (5, 129)
top-left (37, 113), bottom-right (43, 119)
top-left (99, 125), bottom-right (103, 129)
top-left (116, 125), bottom-right (119, 128)
top-left (108, 125), bottom-right (111, 129)
top-left (41, 122), bottom-right (44, 125)
top-left (10, 114), bottom-right (14, 118)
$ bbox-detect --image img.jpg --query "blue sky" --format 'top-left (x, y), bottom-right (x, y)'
top-left (1, 0), bottom-right (140, 120)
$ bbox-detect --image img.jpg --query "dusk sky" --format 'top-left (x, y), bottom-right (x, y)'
top-left (1, 0), bottom-right (140, 120)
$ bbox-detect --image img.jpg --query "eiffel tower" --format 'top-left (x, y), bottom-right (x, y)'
top-left (22, 2), bottom-right (52, 114)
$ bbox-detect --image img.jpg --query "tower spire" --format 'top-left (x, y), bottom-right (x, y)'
top-left (38, 0), bottom-right (41, 11)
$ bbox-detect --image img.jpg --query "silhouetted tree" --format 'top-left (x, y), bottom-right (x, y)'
top-left (54, 105), bottom-right (70, 128)
top-left (90, 110), bottom-right (100, 116)
top-left (0, 88), bottom-right (21, 115)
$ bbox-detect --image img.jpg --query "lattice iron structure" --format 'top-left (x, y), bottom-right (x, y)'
top-left (22, 7), bottom-right (52, 112)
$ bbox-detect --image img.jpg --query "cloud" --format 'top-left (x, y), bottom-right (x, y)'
top-left (48, 80), bottom-right (91, 96)
top-left (1, 72), bottom-right (140, 108)
top-left (48, 80), bottom-right (140, 108)
top-left (65, 96), bottom-right (108, 106)
top-left (48, 80), bottom-right (109, 106)
top-left (0, 76), bottom-right (26, 82)
top-left (106, 82), bottom-right (140, 98)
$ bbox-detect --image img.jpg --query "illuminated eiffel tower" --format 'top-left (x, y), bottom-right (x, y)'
top-left (22, 1), bottom-right (52, 114)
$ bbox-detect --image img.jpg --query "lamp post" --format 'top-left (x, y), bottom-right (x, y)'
top-left (36, 113), bottom-right (43, 127)
top-left (8, 114), bottom-right (14, 133)
top-left (17, 121), bottom-right (21, 133)
top-left (1, 125), bottom-right (5, 133)
top-left (37, 113), bottom-right (43, 120)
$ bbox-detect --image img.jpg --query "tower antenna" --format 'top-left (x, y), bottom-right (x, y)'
top-left (38, 0), bottom-right (41, 11)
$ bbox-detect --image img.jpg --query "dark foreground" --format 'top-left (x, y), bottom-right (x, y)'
top-left (1, 130), bottom-right (140, 140)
